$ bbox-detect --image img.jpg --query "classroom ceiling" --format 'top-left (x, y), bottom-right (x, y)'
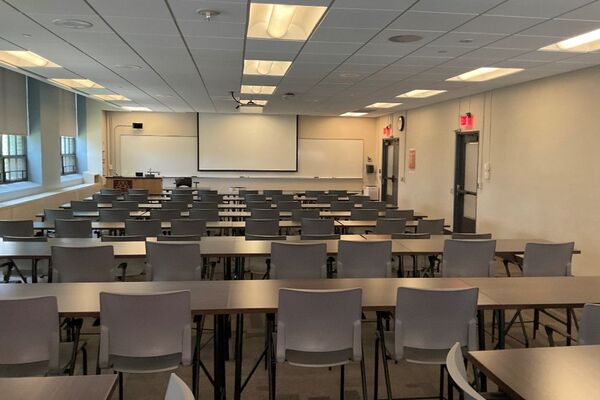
top-left (2, 0), bottom-right (600, 117)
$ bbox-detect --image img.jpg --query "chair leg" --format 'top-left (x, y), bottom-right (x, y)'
top-left (360, 349), bottom-right (368, 400)
top-left (374, 337), bottom-right (380, 400)
top-left (516, 311), bottom-right (530, 347)
top-left (82, 346), bottom-right (88, 375)
top-left (377, 313), bottom-right (393, 400)
top-left (439, 365), bottom-right (445, 400)
top-left (118, 371), bottom-right (124, 400)
top-left (340, 365), bottom-right (345, 400)
top-left (447, 365), bottom-right (454, 400)
top-left (533, 309), bottom-right (540, 339)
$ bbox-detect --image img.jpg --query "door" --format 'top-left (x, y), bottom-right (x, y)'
top-left (453, 131), bottom-right (479, 233)
top-left (382, 138), bottom-right (399, 205)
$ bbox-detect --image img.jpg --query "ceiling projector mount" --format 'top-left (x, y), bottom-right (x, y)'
top-left (230, 91), bottom-right (264, 110)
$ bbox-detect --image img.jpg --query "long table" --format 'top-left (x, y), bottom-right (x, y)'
top-left (0, 375), bottom-right (117, 400)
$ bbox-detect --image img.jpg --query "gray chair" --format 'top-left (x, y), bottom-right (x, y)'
top-left (0, 221), bottom-right (37, 283)
top-left (245, 194), bottom-right (267, 202)
top-left (239, 189), bottom-right (259, 196)
top-left (246, 201), bottom-right (272, 210)
top-left (328, 190), bottom-right (347, 196)
top-left (392, 233), bottom-right (431, 277)
top-left (305, 190), bottom-right (325, 198)
top-left (0, 296), bottom-right (86, 377)
top-left (270, 242), bottom-right (327, 279)
top-left (125, 193), bottom-right (148, 203)
top-left (163, 201), bottom-right (189, 211)
top-left (197, 194), bottom-right (219, 203)
top-left (101, 188), bottom-right (122, 196)
top-left (246, 219), bottom-right (279, 236)
top-left (191, 202), bottom-right (218, 210)
top-left (51, 245), bottom-right (117, 282)
top-left (276, 201), bottom-right (300, 212)
top-left (54, 219), bottom-right (92, 238)
top-left (145, 241), bottom-right (202, 280)
top-left (348, 195), bottom-right (369, 204)
top-left (158, 234), bottom-right (203, 242)
top-left (451, 233), bottom-right (492, 239)
top-left (44, 209), bottom-right (74, 222)
top-left (317, 194), bottom-right (338, 204)
top-left (375, 218), bottom-right (406, 234)
top-left (0, 220), bottom-right (34, 237)
top-left (99, 291), bottom-right (193, 399)
top-left (291, 209), bottom-right (319, 222)
top-left (251, 209), bottom-right (280, 219)
top-left (442, 239), bottom-right (497, 277)
top-left (170, 193), bottom-right (194, 203)
top-left (337, 240), bottom-right (392, 278)
top-left (523, 242), bottom-right (575, 277)
top-left (189, 209), bottom-right (219, 221)
top-left (93, 193), bottom-right (119, 203)
top-left (171, 188), bottom-right (195, 195)
top-left (197, 189), bottom-right (216, 194)
top-left (392, 233), bottom-right (431, 239)
top-left (350, 209), bottom-right (379, 221)
top-left (263, 189), bottom-right (283, 197)
top-left (99, 209), bottom-right (130, 222)
top-left (70, 200), bottom-right (98, 212)
top-left (128, 189), bottom-right (148, 195)
top-left (165, 373), bottom-right (195, 400)
top-left (125, 219), bottom-right (162, 237)
top-left (331, 201), bottom-right (353, 211)
top-left (446, 343), bottom-right (498, 400)
top-left (547, 303), bottom-right (600, 346)
top-left (385, 209), bottom-right (414, 220)
top-left (102, 235), bottom-right (145, 242)
top-left (363, 201), bottom-right (386, 211)
top-left (171, 219), bottom-right (207, 237)
top-left (375, 287), bottom-right (479, 400)
top-left (245, 219), bottom-right (280, 278)
top-left (301, 218), bottom-right (334, 235)
top-left (100, 235), bottom-right (145, 278)
top-left (151, 209), bottom-right (182, 222)
top-left (417, 219), bottom-right (445, 235)
top-left (273, 288), bottom-right (366, 399)
top-left (112, 200), bottom-right (139, 211)
top-left (272, 194), bottom-right (294, 202)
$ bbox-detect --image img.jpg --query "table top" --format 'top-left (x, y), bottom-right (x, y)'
top-left (0, 375), bottom-right (117, 400)
top-left (36, 211), bottom-right (148, 220)
top-left (64, 202), bottom-right (396, 210)
top-left (469, 345), bottom-right (600, 400)
top-left (32, 220), bottom-right (314, 231)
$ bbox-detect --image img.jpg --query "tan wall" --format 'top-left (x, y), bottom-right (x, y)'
top-left (390, 65), bottom-right (600, 275)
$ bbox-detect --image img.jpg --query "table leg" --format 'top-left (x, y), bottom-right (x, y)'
top-left (214, 314), bottom-right (227, 400)
top-left (31, 258), bottom-right (38, 283)
top-left (498, 310), bottom-right (506, 349)
top-left (234, 314), bottom-right (244, 400)
top-left (477, 310), bottom-right (487, 391)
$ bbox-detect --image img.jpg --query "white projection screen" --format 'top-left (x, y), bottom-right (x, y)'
top-left (197, 114), bottom-right (298, 171)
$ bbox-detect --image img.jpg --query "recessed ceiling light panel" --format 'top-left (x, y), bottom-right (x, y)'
top-left (94, 94), bottom-right (130, 101)
top-left (539, 28), bottom-right (600, 52)
top-left (50, 78), bottom-right (104, 89)
top-left (247, 3), bottom-right (327, 41)
top-left (397, 89), bottom-right (447, 98)
top-left (121, 106), bottom-right (151, 112)
top-left (0, 51), bottom-right (60, 68)
top-left (446, 67), bottom-right (523, 82)
top-left (340, 112), bottom-right (368, 117)
top-left (52, 18), bottom-right (93, 29)
top-left (243, 60), bottom-right (292, 76)
top-left (241, 85), bottom-right (276, 95)
top-left (366, 102), bottom-right (402, 109)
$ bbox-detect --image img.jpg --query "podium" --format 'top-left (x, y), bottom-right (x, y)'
top-left (105, 176), bottom-right (163, 194)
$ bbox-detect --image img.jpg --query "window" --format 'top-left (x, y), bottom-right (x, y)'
top-left (60, 136), bottom-right (77, 175)
top-left (0, 135), bottom-right (27, 183)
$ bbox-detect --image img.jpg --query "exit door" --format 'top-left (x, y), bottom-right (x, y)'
top-left (382, 138), bottom-right (399, 205)
top-left (453, 131), bottom-right (479, 233)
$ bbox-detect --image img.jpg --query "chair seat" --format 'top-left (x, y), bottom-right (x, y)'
top-left (382, 331), bottom-right (452, 365)
top-left (0, 342), bottom-right (85, 377)
top-left (285, 348), bottom-right (354, 368)
top-left (110, 353), bottom-right (184, 374)
top-left (246, 256), bottom-right (268, 276)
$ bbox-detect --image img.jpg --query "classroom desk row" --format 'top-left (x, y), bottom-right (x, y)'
top-left (65, 201), bottom-right (396, 210)
top-left (0, 276), bottom-right (596, 400)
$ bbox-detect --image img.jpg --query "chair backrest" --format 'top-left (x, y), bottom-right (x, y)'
top-left (305, 190), bottom-right (325, 198)
top-left (451, 233), bottom-right (492, 240)
top-left (163, 201), bottom-right (189, 211)
top-left (146, 241), bottom-right (202, 280)
top-left (276, 201), bottom-right (301, 212)
top-left (165, 373), bottom-right (195, 400)
top-left (301, 218), bottom-right (334, 235)
top-left (328, 190), bottom-right (347, 196)
top-left (3, 236), bottom-right (47, 242)
top-left (125, 193), bottom-right (148, 203)
top-left (197, 194), bottom-right (220, 203)
top-left (363, 201), bottom-right (386, 211)
top-left (151, 209), bottom-right (183, 222)
top-left (246, 234), bottom-right (286, 241)
top-left (171, 188), bottom-right (194, 195)
top-left (442, 240), bottom-right (497, 277)
top-left (263, 189), bottom-right (283, 197)
top-left (70, 200), bottom-right (98, 212)
top-left (276, 288), bottom-right (362, 363)
top-left (99, 208), bottom-right (130, 222)
top-left (245, 194), bottom-right (267, 202)
top-left (93, 193), bottom-right (119, 203)
top-left (393, 287), bottom-right (479, 360)
top-left (348, 195), bottom-right (369, 204)
top-left (251, 208), bottom-right (280, 219)
top-left (51, 245), bottom-right (116, 282)
top-left (175, 177), bottom-right (193, 188)
top-left (301, 234), bottom-right (340, 240)
top-left (246, 201), bottom-right (272, 210)
top-left (579, 304), bottom-right (600, 345)
top-left (417, 219), bottom-right (445, 235)
top-left (99, 291), bottom-right (192, 368)
top-left (191, 201), bottom-right (218, 210)
top-left (270, 242), bottom-right (327, 279)
top-left (101, 235), bottom-right (145, 242)
top-left (330, 201), bottom-right (353, 211)
top-left (375, 218), bottom-right (406, 234)
top-left (158, 234), bottom-right (203, 242)
top-left (43, 209), bottom-right (73, 222)
top-left (239, 189), bottom-right (258, 196)
top-left (246, 219), bottom-right (279, 236)
top-left (385, 209), bottom-right (414, 220)
top-left (197, 189), bottom-right (216, 194)
top-left (0, 220), bottom-right (34, 237)
top-left (101, 188), bottom-right (122, 195)
top-left (171, 219), bottom-right (207, 236)
top-left (125, 219), bottom-right (162, 237)
top-left (350, 209), bottom-right (379, 221)
top-left (317, 194), bottom-right (338, 204)
top-left (392, 233), bottom-right (431, 239)
top-left (189, 209), bottom-right (219, 221)
top-left (522, 242), bottom-right (574, 277)
top-left (112, 200), bottom-right (139, 211)
top-left (0, 296), bottom-right (60, 372)
top-left (291, 209), bottom-right (319, 222)
top-left (170, 193), bottom-right (194, 203)
top-left (272, 194), bottom-right (294, 202)
top-left (337, 240), bottom-right (392, 278)
top-left (54, 219), bottom-right (92, 238)
top-left (446, 343), bottom-right (485, 400)
top-left (128, 189), bottom-right (148, 195)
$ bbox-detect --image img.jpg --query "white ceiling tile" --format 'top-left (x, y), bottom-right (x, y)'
top-left (310, 27), bottom-right (379, 43)
top-left (301, 41), bottom-right (363, 54)
top-left (104, 17), bottom-right (179, 36)
top-left (410, 45), bottom-right (476, 58)
top-left (486, 0), bottom-right (594, 18)
top-left (344, 53), bottom-right (399, 65)
top-left (355, 43), bottom-right (420, 56)
top-left (518, 18), bottom-right (600, 37)
top-left (487, 34), bottom-right (565, 50)
top-left (457, 15), bottom-right (547, 35)
top-left (370, 29), bottom-right (446, 44)
top-left (395, 55), bottom-right (452, 67)
top-left (171, 0), bottom-right (248, 23)
top-left (186, 36), bottom-right (243, 50)
top-left (178, 20), bottom-right (245, 38)
top-left (320, 8), bottom-right (402, 29)
top-left (330, 0), bottom-right (415, 11)
top-left (460, 47), bottom-right (529, 61)
top-left (124, 34), bottom-right (185, 49)
top-left (388, 11), bottom-right (477, 31)
top-left (559, 1), bottom-right (600, 21)
top-left (426, 32), bottom-right (506, 48)
top-left (411, 0), bottom-right (505, 14)
top-left (295, 52), bottom-right (350, 64)
top-left (88, 0), bottom-right (170, 19)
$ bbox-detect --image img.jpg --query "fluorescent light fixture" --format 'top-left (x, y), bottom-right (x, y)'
top-left (240, 106), bottom-right (263, 114)
top-left (94, 94), bottom-right (130, 101)
top-left (0, 50), bottom-right (60, 68)
top-left (539, 28), bottom-right (600, 52)
top-left (397, 89), bottom-right (447, 98)
top-left (50, 78), bottom-right (104, 89)
top-left (340, 112), bottom-right (367, 117)
top-left (241, 99), bottom-right (268, 106)
top-left (121, 106), bottom-right (151, 112)
top-left (366, 102), bottom-right (402, 109)
top-left (241, 85), bottom-right (276, 95)
top-left (243, 59), bottom-right (292, 76)
top-left (446, 67), bottom-right (523, 82)
top-left (247, 3), bottom-right (327, 41)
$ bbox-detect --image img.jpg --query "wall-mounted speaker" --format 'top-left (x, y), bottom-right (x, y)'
top-left (132, 122), bottom-right (143, 129)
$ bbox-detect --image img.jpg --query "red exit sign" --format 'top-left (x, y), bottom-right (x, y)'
top-left (460, 112), bottom-right (473, 127)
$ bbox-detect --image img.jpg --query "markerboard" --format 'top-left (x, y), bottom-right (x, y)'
top-left (120, 135), bottom-right (196, 177)
top-left (296, 138), bottom-right (363, 178)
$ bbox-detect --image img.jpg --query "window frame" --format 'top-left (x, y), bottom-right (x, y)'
top-left (0, 134), bottom-right (28, 184)
top-left (60, 136), bottom-right (77, 175)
